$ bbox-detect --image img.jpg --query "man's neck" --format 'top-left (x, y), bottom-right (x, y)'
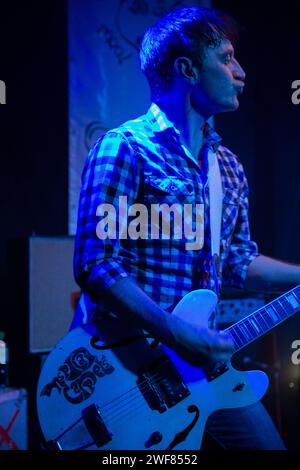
top-left (155, 95), bottom-right (208, 158)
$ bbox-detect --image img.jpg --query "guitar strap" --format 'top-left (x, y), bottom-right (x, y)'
top-left (207, 148), bottom-right (223, 298)
top-left (207, 149), bottom-right (223, 329)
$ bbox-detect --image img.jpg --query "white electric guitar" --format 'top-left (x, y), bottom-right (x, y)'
top-left (37, 285), bottom-right (300, 450)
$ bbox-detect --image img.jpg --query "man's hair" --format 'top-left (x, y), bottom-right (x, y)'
top-left (139, 6), bottom-right (239, 99)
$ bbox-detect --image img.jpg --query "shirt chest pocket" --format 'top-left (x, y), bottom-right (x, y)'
top-left (144, 175), bottom-right (195, 205)
top-left (143, 175), bottom-right (197, 243)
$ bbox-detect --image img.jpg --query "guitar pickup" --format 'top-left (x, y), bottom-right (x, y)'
top-left (203, 361), bottom-right (229, 382)
top-left (137, 357), bottom-right (190, 413)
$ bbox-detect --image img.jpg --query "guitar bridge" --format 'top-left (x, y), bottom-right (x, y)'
top-left (82, 403), bottom-right (112, 447)
top-left (46, 404), bottom-right (112, 450)
top-left (137, 357), bottom-right (190, 413)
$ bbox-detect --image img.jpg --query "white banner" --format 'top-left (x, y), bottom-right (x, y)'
top-left (68, 0), bottom-right (208, 234)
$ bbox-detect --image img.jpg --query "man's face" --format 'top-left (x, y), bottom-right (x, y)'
top-left (191, 39), bottom-right (246, 117)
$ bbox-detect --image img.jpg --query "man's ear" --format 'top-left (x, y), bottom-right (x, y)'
top-left (174, 57), bottom-right (199, 83)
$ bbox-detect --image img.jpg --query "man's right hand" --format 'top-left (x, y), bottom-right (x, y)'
top-left (167, 314), bottom-right (234, 365)
top-left (100, 277), bottom-right (234, 365)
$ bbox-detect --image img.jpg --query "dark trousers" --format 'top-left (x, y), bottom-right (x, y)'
top-left (203, 401), bottom-right (286, 450)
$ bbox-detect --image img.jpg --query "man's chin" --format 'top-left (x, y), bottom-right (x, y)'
top-left (221, 99), bottom-right (240, 113)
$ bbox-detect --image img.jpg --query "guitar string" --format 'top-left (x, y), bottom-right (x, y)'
top-left (97, 348), bottom-right (217, 420)
top-left (226, 314), bottom-right (265, 347)
top-left (98, 293), bottom-right (299, 423)
top-left (100, 371), bottom-right (179, 417)
top-left (58, 379), bottom-right (197, 450)
top-left (226, 312), bottom-right (270, 349)
top-left (84, 328), bottom-right (251, 422)
top-left (101, 372), bottom-right (189, 435)
top-left (95, 327), bottom-right (241, 413)
top-left (95, 328), bottom-right (244, 418)
top-left (54, 372), bottom-right (174, 445)
top-left (102, 392), bottom-right (158, 430)
top-left (99, 365), bottom-right (177, 415)
top-left (85, 355), bottom-right (217, 426)
top-left (51, 312), bottom-right (280, 446)
top-left (73, 390), bottom-right (186, 450)
top-left (54, 289), bottom-right (300, 445)
top-left (98, 299), bottom-right (292, 419)
top-left (54, 336), bottom-right (212, 444)
top-left (93, 342), bottom-right (203, 417)
top-left (96, 293), bottom-right (297, 420)
top-left (225, 294), bottom-right (295, 349)
top-left (60, 395), bottom-right (160, 449)
top-left (227, 295), bottom-right (299, 353)
top-left (60, 328), bottom-right (272, 442)
top-left (226, 309), bottom-right (284, 349)
top-left (55, 362), bottom-right (191, 444)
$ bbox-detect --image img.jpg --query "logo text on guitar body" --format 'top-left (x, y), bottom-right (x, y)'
top-left (40, 347), bottom-right (114, 404)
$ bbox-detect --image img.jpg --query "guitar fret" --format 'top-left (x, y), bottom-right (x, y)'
top-left (287, 292), bottom-right (300, 309)
top-left (250, 316), bottom-right (261, 334)
top-left (255, 312), bottom-right (269, 331)
top-left (265, 305), bottom-right (279, 323)
top-left (239, 322), bottom-right (252, 340)
top-left (281, 297), bottom-right (294, 316)
top-left (273, 300), bottom-right (288, 319)
top-left (223, 285), bottom-right (300, 353)
top-left (260, 309), bottom-right (273, 328)
top-left (293, 287), bottom-right (300, 302)
top-left (229, 327), bottom-right (243, 348)
top-left (234, 325), bottom-right (247, 345)
top-left (278, 299), bottom-right (288, 314)
top-left (227, 331), bottom-right (239, 352)
top-left (244, 318), bottom-right (256, 338)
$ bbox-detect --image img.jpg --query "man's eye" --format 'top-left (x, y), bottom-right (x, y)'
top-left (224, 55), bottom-right (232, 64)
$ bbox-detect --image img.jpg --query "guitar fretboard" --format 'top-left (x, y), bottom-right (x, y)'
top-left (225, 285), bottom-right (300, 352)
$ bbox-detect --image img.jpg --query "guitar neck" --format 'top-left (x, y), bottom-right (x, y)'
top-left (224, 285), bottom-right (300, 353)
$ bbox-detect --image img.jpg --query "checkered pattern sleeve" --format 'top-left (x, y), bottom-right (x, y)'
top-left (73, 131), bottom-right (140, 299)
top-left (222, 161), bottom-right (259, 289)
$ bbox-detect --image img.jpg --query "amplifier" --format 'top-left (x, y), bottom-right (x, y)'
top-left (29, 236), bottom-right (79, 353)
top-left (217, 296), bottom-right (266, 325)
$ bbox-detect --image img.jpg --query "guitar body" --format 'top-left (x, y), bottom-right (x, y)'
top-left (37, 289), bottom-right (269, 450)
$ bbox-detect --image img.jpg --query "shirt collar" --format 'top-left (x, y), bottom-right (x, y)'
top-left (146, 102), bottom-right (222, 152)
top-left (146, 102), bottom-right (178, 133)
top-left (202, 121), bottom-right (222, 152)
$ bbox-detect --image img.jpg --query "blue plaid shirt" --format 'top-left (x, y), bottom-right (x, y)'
top-left (73, 103), bottom-right (259, 323)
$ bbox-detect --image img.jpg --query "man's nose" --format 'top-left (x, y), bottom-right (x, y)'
top-left (233, 59), bottom-right (246, 82)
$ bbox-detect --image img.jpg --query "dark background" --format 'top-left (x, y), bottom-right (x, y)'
top-left (213, 3), bottom-right (300, 449)
top-left (0, 0), bottom-right (300, 450)
top-left (0, 0), bottom-right (68, 450)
